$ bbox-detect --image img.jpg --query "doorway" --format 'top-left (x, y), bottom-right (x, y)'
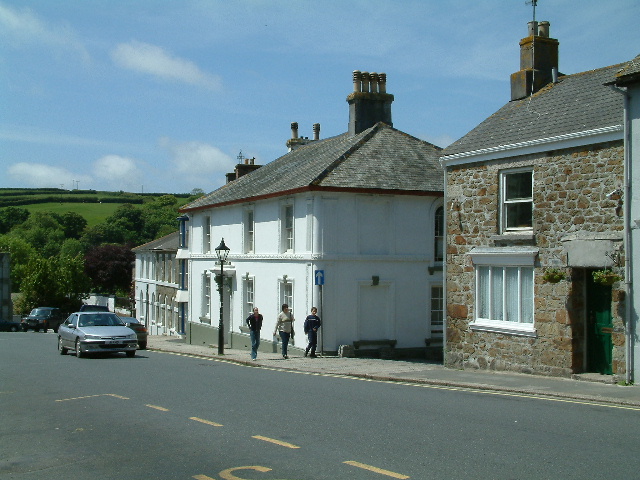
top-left (586, 272), bottom-right (613, 375)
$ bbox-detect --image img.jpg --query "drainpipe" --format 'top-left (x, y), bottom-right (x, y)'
top-left (622, 88), bottom-right (633, 384)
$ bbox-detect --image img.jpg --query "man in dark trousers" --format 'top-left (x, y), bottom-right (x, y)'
top-left (304, 307), bottom-right (321, 358)
top-left (246, 307), bottom-right (263, 360)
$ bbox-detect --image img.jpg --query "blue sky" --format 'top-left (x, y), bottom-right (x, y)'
top-left (2, 0), bottom-right (638, 194)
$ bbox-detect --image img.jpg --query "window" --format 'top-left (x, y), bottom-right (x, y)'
top-left (202, 274), bottom-right (211, 319)
top-left (245, 210), bottom-right (254, 253)
top-left (476, 265), bottom-right (534, 331)
top-left (281, 281), bottom-right (293, 312)
top-left (470, 247), bottom-right (537, 335)
top-left (501, 169), bottom-right (533, 232)
top-left (245, 278), bottom-right (254, 318)
top-left (283, 205), bottom-right (294, 252)
top-left (203, 216), bottom-right (211, 253)
top-left (179, 259), bottom-right (188, 290)
top-left (430, 285), bottom-right (444, 330)
top-left (434, 206), bottom-right (444, 262)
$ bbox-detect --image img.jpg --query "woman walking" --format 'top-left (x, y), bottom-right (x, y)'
top-left (274, 304), bottom-right (295, 359)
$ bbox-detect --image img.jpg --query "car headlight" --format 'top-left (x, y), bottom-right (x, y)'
top-left (83, 334), bottom-right (101, 340)
top-left (128, 334), bottom-right (137, 340)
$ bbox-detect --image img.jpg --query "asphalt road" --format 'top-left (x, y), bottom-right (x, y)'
top-left (2, 331), bottom-right (639, 479)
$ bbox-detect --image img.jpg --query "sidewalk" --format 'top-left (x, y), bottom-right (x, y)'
top-left (146, 335), bottom-right (640, 408)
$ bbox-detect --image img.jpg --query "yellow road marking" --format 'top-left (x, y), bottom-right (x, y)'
top-left (193, 475), bottom-right (215, 480)
top-left (252, 435), bottom-right (300, 449)
top-left (145, 404), bottom-right (169, 411)
top-left (151, 351), bottom-right (640, 411)
top-left (56, 393), bottom-right (129, 402)
top-left (190, 416), bottom-right (223, 427)
top-left (344, 461), bottom-right (409, 479)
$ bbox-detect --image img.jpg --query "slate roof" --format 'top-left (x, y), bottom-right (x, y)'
top-left (613, 54), bottom-right (640, 85)
top-left (442, 63), bottom-right (625, 158)
top-left (132, 231), bottom-right (179, 253)
top-left (182, 122), bottom-right (443, 212)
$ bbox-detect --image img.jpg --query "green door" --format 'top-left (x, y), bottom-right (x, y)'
top-left (586, 275), bottom-right (613, 375)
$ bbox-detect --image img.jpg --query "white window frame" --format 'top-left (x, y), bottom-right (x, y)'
top-left (282, 204), bottom-right (294, 253)
top-left (430, 284), bottom-right (444, 332)
top-left (280, 280), bottom-right (293, 313)
top-left (245, 277), bottom-right (255, 319)
top-left (500, 167), bottom-right (533, 233)
top-left (245, 209), bottom-right (255, 254)
top-left (203, 216), bottom-right (212, 253)
top-left (434, 205), bottom-right (444, 262)
top-left (202, 273), bottom-right (211, 319)
top-left (470, 247), bottom-right (537, 336)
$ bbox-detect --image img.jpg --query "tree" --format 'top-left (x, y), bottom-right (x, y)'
top-left (60, 211), bottom-right (88, 239)
top-left (0, 234), bottom-right (39, 291)
top-left (14, 254), bottom-right (90, 314)
top-left (84, 244), bottom-right (135, 295)
top-left (0, 207), bottom-right (30, 234)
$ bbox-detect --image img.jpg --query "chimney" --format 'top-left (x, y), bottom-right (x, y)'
top-left (347, 70), bottom-right (394, 135)
top-left (226, 151), bottom-right (261, 183)
top-left (286, 123), bottom-right (320, 151)
top-left (510, 20), bottom-right (559, 101)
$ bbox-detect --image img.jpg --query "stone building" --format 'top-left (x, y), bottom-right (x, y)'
top-left (440, 20), bottom-right (633, 378)
top-left (177, 71), bottom-right (445, 356)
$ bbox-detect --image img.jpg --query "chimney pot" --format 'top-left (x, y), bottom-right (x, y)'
top-left (291, 122), bottom-right (299, 139)
top-left (370, 73), bottom-right (380, 93)
top-left (361, 72), bottom-right (370, 92)
top-left (352, 70), bottom-right (362, 92)
top-left (528, 21), bottom-right (538, 36)
top-left (538, 21), bottom-right (550, 38)
top-left (313, 123), bottom-right (320, 140)
top-left (379, 73), bottom-right (387, 93)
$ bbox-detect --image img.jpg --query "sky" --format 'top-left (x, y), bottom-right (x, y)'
top-left (1, 1), bottom-right (639, 195)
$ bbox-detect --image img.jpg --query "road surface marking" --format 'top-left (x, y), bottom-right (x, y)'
top-left (145, 404), bottom-right (169, 411)
top-left (190, 416), bottom-right (223, 427)
top-left (193, 475), bottom-right (215, 480)
top-left (344, 461), bottom-right (409, 479)
top-left (252, 435), bottom-right (300, 449)
top-left (56, 393), bottom-right (129, 402)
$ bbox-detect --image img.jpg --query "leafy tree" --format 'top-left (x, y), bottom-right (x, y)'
top-left (14, 254), bottom-right (90, 314)
top-left (0, 207), bottom-right (30, 234)
top-left (0, 234), bottom-right (39, 291)
top-left (12, 211), bottom-right (66, 257)
top-left (84, 244), bottom-right (135, 295)
top-left (60, 211), bottom-right (88, 239)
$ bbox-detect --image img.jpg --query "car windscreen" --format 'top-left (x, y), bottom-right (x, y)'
top-left (78, 314), bottom-right (124, 327)
top-left (31, 309), bottom-right (50, 316)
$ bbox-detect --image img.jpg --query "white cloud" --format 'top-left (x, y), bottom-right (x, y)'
top-left (0, 2), bottom-right (89, 60)
top-left (111, 40), bottom-right (222, 90)
top-left (7, 162), bottom-right (91, 189)
top-left (159, 138), bottom-right (234, 187)
top-left (93, 155), bottom-right (143, 191)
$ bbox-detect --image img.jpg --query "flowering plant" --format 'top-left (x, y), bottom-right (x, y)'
top-left (542, 267), bottom-right (566, 284)
top-left (592, 269), bottom-right (622, 286)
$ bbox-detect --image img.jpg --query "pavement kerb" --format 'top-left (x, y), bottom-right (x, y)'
top-left (147, 345), bottom-right (640, 408)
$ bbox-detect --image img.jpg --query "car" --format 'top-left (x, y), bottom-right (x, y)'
top-left (58, 312), bottom-right (138, 358)
top-left (21, 307), bottom-right (64, 332)
top-left (118, 316), bottom-right (148, 349)
top-left (0, 318), bottom-right (22, 332)
top-left (79, 304), bottom-right (110, 312)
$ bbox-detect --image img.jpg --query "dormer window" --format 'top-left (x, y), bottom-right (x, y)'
top-left (501, 168), bottom-right (533, 233)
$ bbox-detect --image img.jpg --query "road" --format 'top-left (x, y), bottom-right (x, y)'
top-left (1, 331), bottom-right (639, 479)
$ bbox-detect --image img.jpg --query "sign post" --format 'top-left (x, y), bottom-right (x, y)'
top-left (314, 270), bottom-right (324, 356)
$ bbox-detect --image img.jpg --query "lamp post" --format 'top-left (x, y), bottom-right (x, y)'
top-left (215, 238), bottom-right (230, 354)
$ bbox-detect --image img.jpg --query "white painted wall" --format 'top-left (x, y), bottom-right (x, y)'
top-left (185, 191), bottom-right (443, 351)
top-left (628, 83), bottom-right (640, 377)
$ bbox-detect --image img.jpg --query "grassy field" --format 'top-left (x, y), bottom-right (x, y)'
top-left (1, 188), bottom-right (193, 227)
top-left (24, 202), bottom-right (123, 227)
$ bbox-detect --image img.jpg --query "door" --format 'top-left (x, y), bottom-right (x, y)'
top-left (586, 274), bottom-right (613, 375)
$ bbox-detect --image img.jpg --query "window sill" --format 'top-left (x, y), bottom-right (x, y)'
top-left (470, 321), bottom-right (537, 338)
top-left (490, 232), bottom-right (535, 243)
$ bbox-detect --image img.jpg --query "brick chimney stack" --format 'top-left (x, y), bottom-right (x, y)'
top-left (347, 70), bottom-right (394, 135)
top-left (510, 21), bottom-right (559, 101)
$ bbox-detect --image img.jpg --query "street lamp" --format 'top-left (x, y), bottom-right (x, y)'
top-left (215, 238), bottom-right (230, 354)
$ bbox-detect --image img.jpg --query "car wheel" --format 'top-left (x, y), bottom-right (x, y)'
top-left (10, 325), bottom-right (18, 332)
top-left (58, 337), bottom-right (68, 355)
top-left (35, 328), bottom-right (40, 332)
top-left (138, 342), bottom-right (147, 350)
top-left (75, 339), bottom-right (83, 358)
top-left (126, 350), bottom-right (136, 358)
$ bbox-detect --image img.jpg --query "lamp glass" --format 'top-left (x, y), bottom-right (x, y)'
top-left (215, 238), bottom-right (230, 262)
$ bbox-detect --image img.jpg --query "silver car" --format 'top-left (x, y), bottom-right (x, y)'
top-left (58, 312), bottom-right (138, 358)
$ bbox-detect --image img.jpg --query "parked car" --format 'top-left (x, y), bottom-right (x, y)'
top-left (58, 312), bottom-right (138, 358)
top-left (21, 307), bottom-right (64, 332)
top-left (0, 318), bottom-right (22, 332)
top-left (79, 304), bottom-right (110, 312)
top-left (119, 316), bottom-right (148, 349)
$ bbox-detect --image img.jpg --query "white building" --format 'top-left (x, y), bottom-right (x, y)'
top-left (179, 71), bottom-right (444, 356)
top-left (133, 232), bottom-right (182, 336)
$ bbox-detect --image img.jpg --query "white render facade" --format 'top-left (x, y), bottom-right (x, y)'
top-left (182, 191), bottom-right (444, 354)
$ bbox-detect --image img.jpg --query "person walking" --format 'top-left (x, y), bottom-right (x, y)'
top-left (274, 304), bottom-right (294, 359)
top-left (304, 307), bottom-right (321, 358)
top-left (246, 307), bottom-right (263, 360)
